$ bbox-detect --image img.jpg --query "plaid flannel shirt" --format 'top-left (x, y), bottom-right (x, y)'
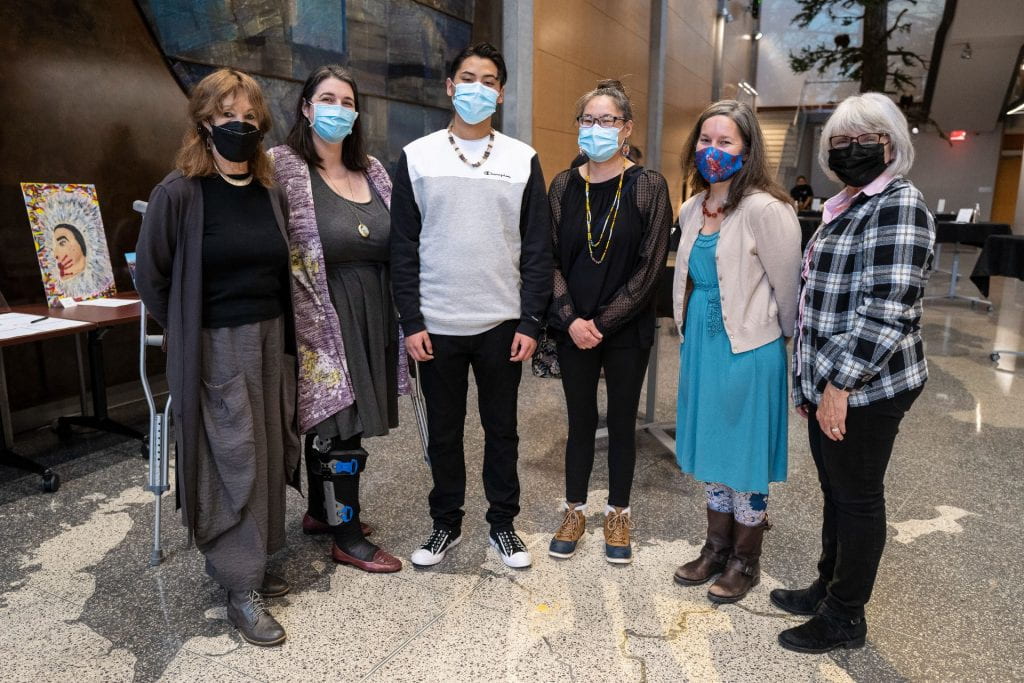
top-left (793, 177), bottom-right (935, 408)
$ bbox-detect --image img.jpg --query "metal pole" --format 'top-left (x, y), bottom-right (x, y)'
top-left (646, 0), bottom-right (667, 172)
top-left (711, 0), bottom-right (727, 101)
top-left (502, 0), bottom-right (534, 143)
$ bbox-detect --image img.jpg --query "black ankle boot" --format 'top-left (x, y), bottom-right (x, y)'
top-left (770, 581), bottom-right (826, 616)
top-left (227, 589), bottom-right (286, 646)
top-left (259, 572), bottom-right (290, 599)
top-left (778, 609), bottom-right (867, 654)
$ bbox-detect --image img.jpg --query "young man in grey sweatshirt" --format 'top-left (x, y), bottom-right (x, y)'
top-left (390, 42), bottom-right (551, 569)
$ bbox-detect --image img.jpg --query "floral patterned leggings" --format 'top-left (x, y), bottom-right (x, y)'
top-left (704, 483), bottom-right (768, 527)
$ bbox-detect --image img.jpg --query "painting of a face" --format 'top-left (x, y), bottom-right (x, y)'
top-left (53, 225), bottom-right (86, 279)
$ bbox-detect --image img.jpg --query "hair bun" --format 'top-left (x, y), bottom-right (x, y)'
top-left (597, 79), bottom-right (626, 94)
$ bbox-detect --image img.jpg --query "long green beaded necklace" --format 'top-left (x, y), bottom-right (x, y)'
top-left (584, 158), bottom-right (627, 264)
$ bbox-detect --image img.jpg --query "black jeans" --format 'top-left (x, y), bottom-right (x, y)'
top-left (418, 320), bottom-right (522, 533)
top-left (807, 385), bottom-right (922, 619)
top-left (558, 341), bottom-right (651, 508)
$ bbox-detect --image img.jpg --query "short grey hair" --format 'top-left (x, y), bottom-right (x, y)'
top-left (818, 92), bottom-right (914, 183)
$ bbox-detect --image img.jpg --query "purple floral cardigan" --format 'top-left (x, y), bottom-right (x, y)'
top-left (269, 145), bottom-right (410, 434)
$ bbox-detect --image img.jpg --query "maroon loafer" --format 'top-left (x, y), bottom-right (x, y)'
top-left (331, 543), bottom-right (402, 573)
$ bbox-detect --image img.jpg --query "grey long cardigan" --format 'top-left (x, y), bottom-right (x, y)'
top-left (135, 169), bottom-right (301, 537)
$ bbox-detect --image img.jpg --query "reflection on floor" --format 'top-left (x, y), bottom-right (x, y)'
top-left (1, 252), bottom-right (1022, 682)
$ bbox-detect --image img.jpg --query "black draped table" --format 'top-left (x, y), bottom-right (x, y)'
top-left (925, 222), bottom-right (1012, 308)
top-left (968, 234), bottom-right (1024, 363)
top-left (969, 234), bottom-right (1024, 298)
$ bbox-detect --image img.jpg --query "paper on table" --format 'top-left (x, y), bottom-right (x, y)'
top-left (74, 297), bottom-right (139, 308)
top-left (0, 312), bottom-right (91, 340)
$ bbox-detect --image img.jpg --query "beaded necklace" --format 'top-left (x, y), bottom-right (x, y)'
top-left (584, 158), bottom-right (627, 264)
top-left (447, 125), bottom-right (495, 168)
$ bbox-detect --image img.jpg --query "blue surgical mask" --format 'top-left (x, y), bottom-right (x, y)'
top-left (695, 146), bottom-right (744, 184)
top-left (309, 103), bottom-right (358, 143)
top-left (578, 125), bottom-right (622, 162)
top-left (452, 82), bottom-right (499, 125)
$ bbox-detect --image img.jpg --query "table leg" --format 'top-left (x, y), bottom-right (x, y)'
top-left (0, 348), bottom-right (61, 492)
top-left (0, 347), bottom-right (13, 448)
top-left (56, 328), bottom-right (144, 442)
top-left (75, 334), bottom-right (88, 416)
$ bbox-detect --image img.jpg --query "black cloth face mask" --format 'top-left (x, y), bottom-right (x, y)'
top-left (206, 121), bottom-right (263, 162)
top-left (827, 141), bottom-right (888, 188)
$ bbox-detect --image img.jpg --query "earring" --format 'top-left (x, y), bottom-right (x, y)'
top-left (621, 142), bottom-right (631, 158)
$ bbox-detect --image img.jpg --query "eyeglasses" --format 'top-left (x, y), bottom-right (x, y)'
top-left (576, 114), bottom-right (628, 128)
top-left (829, 132), bottom-right (889, 149)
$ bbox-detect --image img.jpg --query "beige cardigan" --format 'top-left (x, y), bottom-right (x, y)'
top-left (671, 190), bottom-right (801, 353)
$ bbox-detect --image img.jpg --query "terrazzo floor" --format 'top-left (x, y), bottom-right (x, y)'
top-left (1, 252), bottom-right (1022, 682)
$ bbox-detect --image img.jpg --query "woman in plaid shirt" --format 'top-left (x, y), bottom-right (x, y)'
top-left (773, 93), bottom-right (935, 654)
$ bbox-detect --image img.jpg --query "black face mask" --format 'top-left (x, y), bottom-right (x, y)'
top-left (827, 142), bottom-right (888, 188)
top-left (205, 121), bottom-right (263, 162)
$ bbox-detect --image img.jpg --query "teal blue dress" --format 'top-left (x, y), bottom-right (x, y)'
top-left (675, 232), bottom-right (788, 493)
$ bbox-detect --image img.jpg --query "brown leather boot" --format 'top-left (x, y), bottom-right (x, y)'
top-left (707, 518), bottom-right (771, 603)
top-left (674, 509), bottom-right (733, 586)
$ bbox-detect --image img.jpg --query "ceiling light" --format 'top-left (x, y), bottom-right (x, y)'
top-left (911, 125), bottom-right (920, 134)
top-left (960, 43), bottom-right (972, 60)
top-left (949, 130), bottom-right (967, 141)
top-left (1007, 102), bottom-right (1024, 116)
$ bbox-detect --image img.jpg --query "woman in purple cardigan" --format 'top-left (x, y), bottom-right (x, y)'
top-left (270, 65), bottom-right (409, 574)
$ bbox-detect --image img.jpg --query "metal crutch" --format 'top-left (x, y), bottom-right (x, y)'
top-left (408, 359), bottom-right (430, 465)
top-left (134, 200), bottom-right (172, 566)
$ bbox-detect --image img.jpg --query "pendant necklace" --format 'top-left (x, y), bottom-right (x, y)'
top-left (319, 168), bottom-right (371, 238)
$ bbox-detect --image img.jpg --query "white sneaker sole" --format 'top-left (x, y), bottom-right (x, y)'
top-left (489, 537), bottom-right (533, 568)
top-left (410, 534), bottom-right (462, 567)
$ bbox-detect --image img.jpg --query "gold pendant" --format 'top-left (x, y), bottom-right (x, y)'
top-left (357, 223), bottom-right (370, 238)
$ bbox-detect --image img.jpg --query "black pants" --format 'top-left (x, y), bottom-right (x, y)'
top-left (558, 341), bottom-right (651, 508)
top-left (418, 320), bottom-right (522, 533)
top-left (807, 385), bottom-right (922, 619)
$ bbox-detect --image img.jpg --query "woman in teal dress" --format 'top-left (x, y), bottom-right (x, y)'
top-left (670, 101), bottom-right (801, 604)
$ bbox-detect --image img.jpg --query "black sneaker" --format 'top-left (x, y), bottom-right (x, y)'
top-left (489, 529), bottom-right (532, 568)
top-left (410, 528), bottom-right (462, 567)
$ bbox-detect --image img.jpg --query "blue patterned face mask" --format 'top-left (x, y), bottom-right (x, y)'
top-left (452, 82), bottom-right (499, 124)
top-left (695, 146), bottom-right (744, 184)
top-left (309, 103), bottom-right (358, 143)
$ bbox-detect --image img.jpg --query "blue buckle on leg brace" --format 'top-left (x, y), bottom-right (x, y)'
top-left (334, 502), bottom-right (354, 524)
top-left (322, 459), bottom-right (359, 476)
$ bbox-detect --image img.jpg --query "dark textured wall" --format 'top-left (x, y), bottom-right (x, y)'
top-left (0, 0), bottom-right (187, 413)
top-left (136, 0), bottom-right (481, 173)
top-left (0, 0), bottom-right (500, 421)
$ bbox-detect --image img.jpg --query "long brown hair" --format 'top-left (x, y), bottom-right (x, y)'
top-left (680, 100), bottom-right (789, 213)
top-left (285, 65), bottom-right (369, 172)
top-left (175, 68), bottom-right (274, 187)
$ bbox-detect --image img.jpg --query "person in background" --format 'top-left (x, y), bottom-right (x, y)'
top-left (269, 64), bottom-right (407, 574)
top-left (390, 42), bottom-right (551, 569)
top-left (775, 92), bottom-right (934, 654)
top-left (546, 80), bottom-right (670, 564)
top-left (135, 68), bottom-right (298, 646)
top-left (790, 175), bottom-right (815, 211)
top-left (671, 100), bottom-right (801, 604)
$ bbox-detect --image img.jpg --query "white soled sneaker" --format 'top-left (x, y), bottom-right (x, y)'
top-left (489, 529), bottom-right (532, 568)
top-left (410, 528), bottom-right (462, 567)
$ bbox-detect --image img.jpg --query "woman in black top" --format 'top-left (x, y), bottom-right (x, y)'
top-left (136, 68), bottom-right (298, 647)
top-left (546, 80), bottom-right (672, 565)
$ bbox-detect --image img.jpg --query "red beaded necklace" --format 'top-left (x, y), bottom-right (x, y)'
top-left (701, 197), bottom-right (723, 218)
